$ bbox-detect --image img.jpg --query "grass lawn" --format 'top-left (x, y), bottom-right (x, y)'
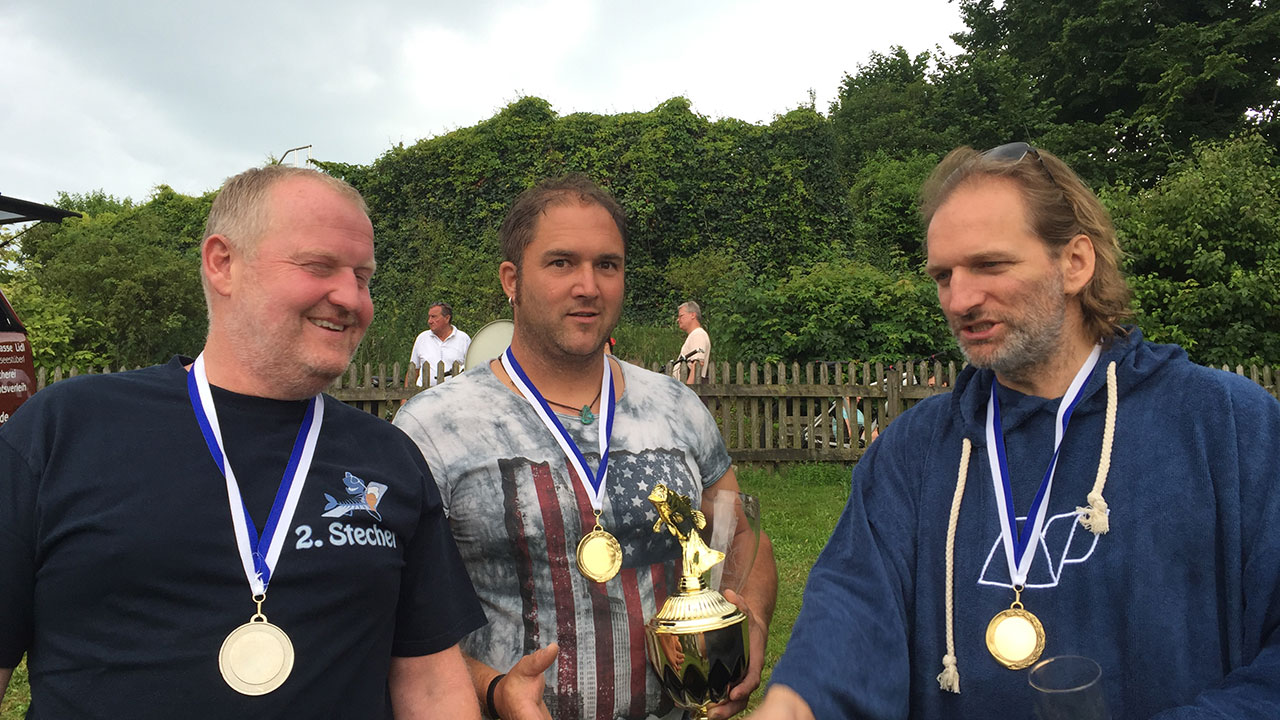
top-left (0, 464), bottom-right (851, 718)
top-left (0, 663), bottom-right (28, 720)
top-left (737, 463), bottom-right (851, 709)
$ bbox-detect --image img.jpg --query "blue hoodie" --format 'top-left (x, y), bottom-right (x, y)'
top-left (770, 330), bottom-right (1280, 718)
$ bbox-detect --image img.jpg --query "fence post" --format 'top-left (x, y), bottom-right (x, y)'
top-left (884, 363), bottom-right (901, 426)
top-left (746, 362), bottom-right (757, 450)
top-left (762, 361), bottom-right (773, 450)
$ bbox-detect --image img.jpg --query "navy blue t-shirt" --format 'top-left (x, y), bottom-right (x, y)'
top-left (0, 357), bottom-right (486, 719)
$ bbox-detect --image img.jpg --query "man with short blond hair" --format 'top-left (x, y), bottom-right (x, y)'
top-left (751, 144), bottom-right (1280, 719)
top-left (0, 165), bottom-right (486, 719)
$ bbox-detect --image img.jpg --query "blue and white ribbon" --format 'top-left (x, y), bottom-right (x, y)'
top-left (188, 354), bottom-right (323, 596)
top-left (501, 347), bottom-right (616, 511)
top-left (985, 345), bottom-right (1100, 586)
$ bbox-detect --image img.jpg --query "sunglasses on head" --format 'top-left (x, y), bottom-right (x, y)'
top-left (983, 141), bottom-right (1063, 191)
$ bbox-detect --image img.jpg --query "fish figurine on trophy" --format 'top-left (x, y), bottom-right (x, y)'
top-left (644, 483), bottom-right (749, 720)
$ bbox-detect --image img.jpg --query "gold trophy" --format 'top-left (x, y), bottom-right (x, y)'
top-left (644, 483), bottom-right (750, 720)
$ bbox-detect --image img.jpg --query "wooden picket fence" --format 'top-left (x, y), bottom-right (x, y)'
top-left (323, 360), bottom-right (463, 419)
top-left (29, 360), bottom-right (463, 424)
top-left (30, 358), bottom-right (1280, 465)
top-left (670, 359), bottom-right (957, 464)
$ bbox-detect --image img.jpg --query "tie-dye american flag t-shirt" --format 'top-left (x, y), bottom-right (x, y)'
top-left (394, 357), bottom-right (731, 720)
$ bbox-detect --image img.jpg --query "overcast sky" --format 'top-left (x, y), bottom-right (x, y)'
top-left (2, 0), bottom-right (965, 206)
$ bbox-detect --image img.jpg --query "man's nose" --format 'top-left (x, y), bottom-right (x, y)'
top-left (942, 269), bottom-right (984, 317)
top-left (572, 264), bottom-right (600, 297)
top-left (329, 269), bottom-right (368, 311)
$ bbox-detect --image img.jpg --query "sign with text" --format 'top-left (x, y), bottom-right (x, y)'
top-left (0, 289), bottom-right (34, 427)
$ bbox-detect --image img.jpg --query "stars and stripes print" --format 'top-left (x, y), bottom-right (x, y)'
top-left (493, 445), bottom-right (700, 720)
top-left (396, 361), bottom-right (732, 720)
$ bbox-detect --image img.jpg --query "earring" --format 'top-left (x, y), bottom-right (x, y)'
top-left (508, 296), bottom-right (514, 306)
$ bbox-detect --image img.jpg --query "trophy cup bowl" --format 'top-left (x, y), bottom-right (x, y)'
top-left (644, 483), bottom-right (752, 720)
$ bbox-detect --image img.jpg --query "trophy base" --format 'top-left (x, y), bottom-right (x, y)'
top-left (685, 705), bottom-right (714, 720)
top-left (646, 588), bottom-right (749, 717)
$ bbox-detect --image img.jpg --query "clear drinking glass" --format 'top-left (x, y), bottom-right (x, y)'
top-left (699, 488), bottom-right (761, 595)
top-left (1028, 655), bottom-right (1111, 720)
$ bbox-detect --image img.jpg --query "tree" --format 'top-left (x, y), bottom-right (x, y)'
top-left (354, 219), bottom-right (507, 367)
top-left (0, 247), bottom-right (108, 368)
top-left (339, 96), bottom-right (872, 361)
top-left (56, 189), bottom-right (134, 216)
top-left (931, 47), bottom-right (1055, 152)
top-left (9, 188), bottom-right (211, 367)
top-left (956, 0), bottom-right (1280, 185)
top-left (1110, 133), bottom-right (1280, 364)
top-left (711, 259), bottom-right (956, 363)
top-left (847, 151), bottom-right (940, 268)
top-left (829, 47), bottom-right (951, 174)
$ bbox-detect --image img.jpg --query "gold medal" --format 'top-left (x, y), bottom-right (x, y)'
top-left (985, 586), bottom-right (1045, 670)
top-left (576, 513), bottom-right (622, 583)
top-left (219, 597), bottom-right (294, 695)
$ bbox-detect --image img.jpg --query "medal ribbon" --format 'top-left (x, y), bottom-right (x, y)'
top-left (501, 347), bottom-right (616, 510)
top-left (188, 354), bottom-right (323, 596)
top-left (984, 345), bottom-right (1100, 586)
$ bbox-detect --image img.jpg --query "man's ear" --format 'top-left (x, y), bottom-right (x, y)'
top-left (203, 234), bottom-right (236, 298)
top-left (499, 261), bottom-right (518, 305)
top-left (1061, 233), bottom-right (1096, 296)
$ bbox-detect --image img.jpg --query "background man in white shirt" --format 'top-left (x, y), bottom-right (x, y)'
top-left (676, 300), bottom-right (711, 384)
top-left (406, 302), bottom-right (472, 388)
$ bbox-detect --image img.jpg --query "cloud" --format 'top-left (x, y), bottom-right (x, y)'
top-left (0, 0), bottom-right (966, 204)
top-left (397, 0), bottom-right (599, 130)
top-left (0, 12), bottom-right (238, 202)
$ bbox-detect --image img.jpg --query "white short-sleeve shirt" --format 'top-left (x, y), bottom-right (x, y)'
top-left (409, 327), bottom-right (472, 386)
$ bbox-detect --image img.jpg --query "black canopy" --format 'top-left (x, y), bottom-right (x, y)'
top-left (0, 194), bottom-right (80, 225)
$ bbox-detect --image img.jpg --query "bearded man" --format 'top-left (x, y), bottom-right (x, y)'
top-left (749, 144), bottom-right (1280, 719)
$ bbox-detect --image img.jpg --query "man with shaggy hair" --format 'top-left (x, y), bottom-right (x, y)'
top-left (751, 144), bottom-right (1280, 718)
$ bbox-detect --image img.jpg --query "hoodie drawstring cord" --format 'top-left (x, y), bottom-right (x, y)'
top-left (937, 361), bottom-right (1116, 694)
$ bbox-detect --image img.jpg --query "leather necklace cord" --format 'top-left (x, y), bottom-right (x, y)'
top-left (542, 385), bottom-right (603, 413)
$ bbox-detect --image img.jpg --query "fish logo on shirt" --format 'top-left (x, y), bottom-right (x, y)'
top-left (322, 472), bottom-right (388, 521)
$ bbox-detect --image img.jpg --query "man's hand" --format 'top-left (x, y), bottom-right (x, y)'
top-left (708, 589), bottom-right (767, 719)
top-left (702, 468), bottom-right (778, 719)
top-left (742, 685), bottom-right (815, 720)
top-left (493, 643), bottom-right (559, 720)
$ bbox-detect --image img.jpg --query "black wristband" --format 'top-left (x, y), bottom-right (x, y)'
top-left (486, 673), bottom-right (506, 719)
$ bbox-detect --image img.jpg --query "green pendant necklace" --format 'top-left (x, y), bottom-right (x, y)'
top-left (545, 387), bottom-right (604, 425)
